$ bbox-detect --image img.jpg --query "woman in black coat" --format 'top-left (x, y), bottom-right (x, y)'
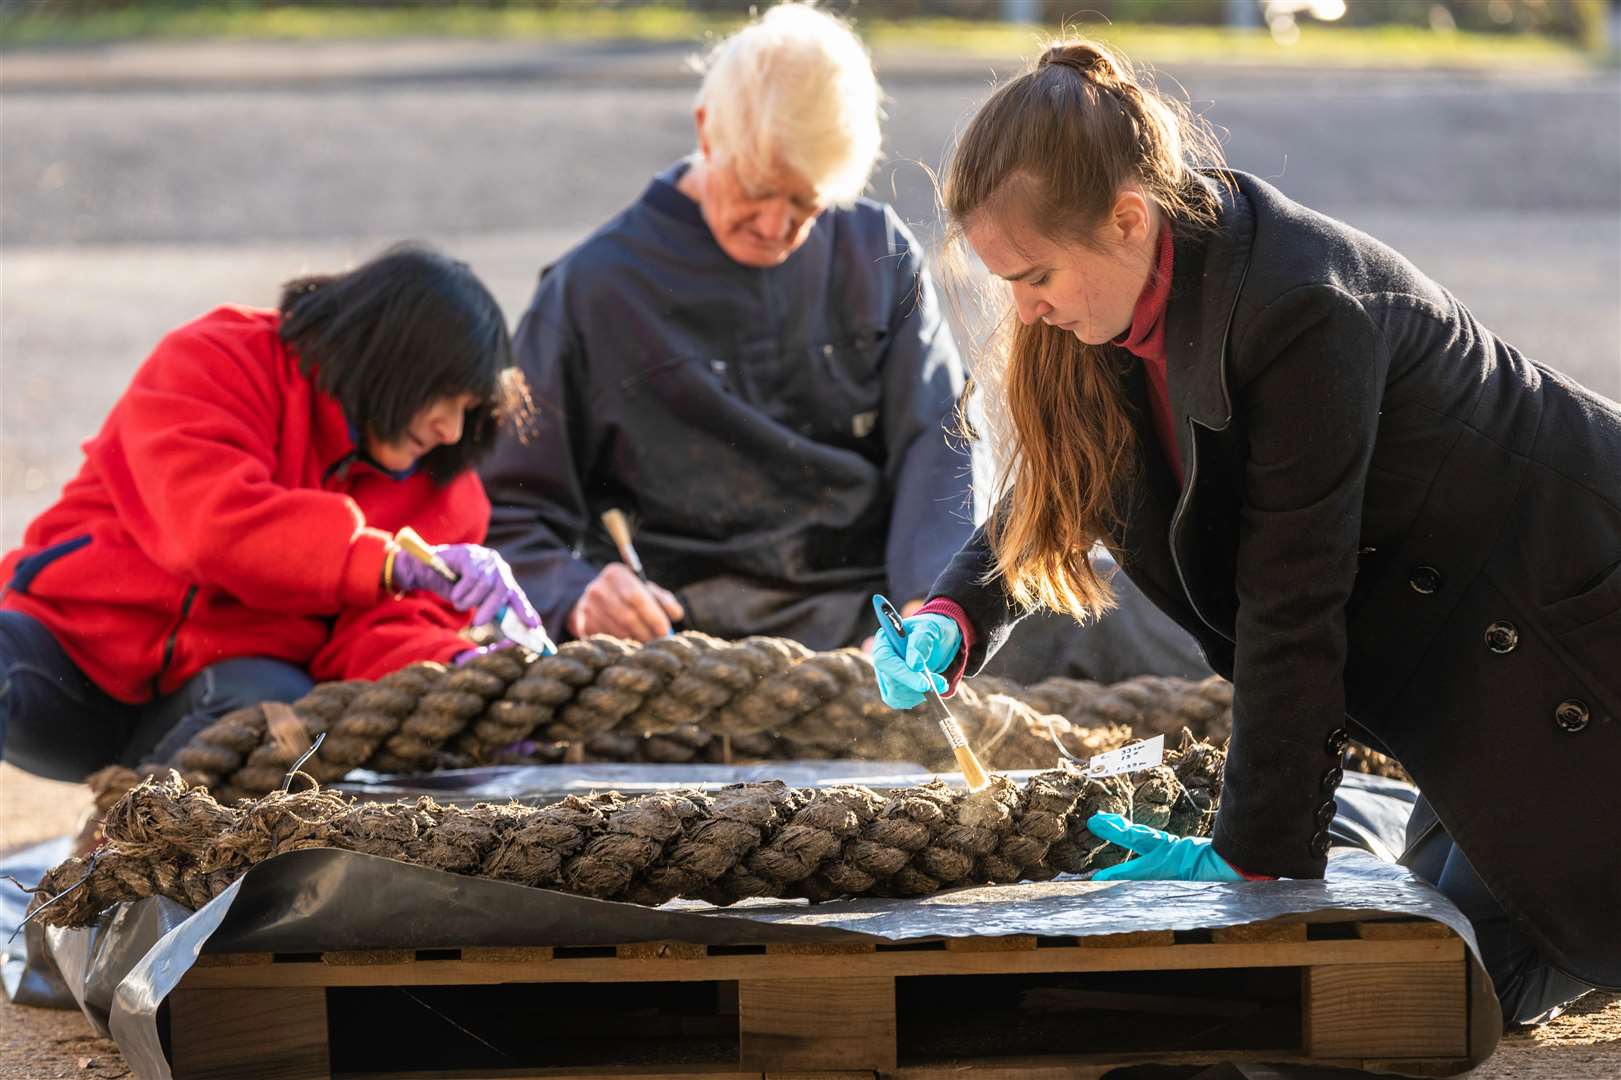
top-left (871, 40), bottom-right (1620, 1026)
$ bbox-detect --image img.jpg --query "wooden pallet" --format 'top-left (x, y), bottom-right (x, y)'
top-left (166, 916), bottom-right (1491, 1079)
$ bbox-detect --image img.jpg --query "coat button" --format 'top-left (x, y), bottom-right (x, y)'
top-left (1555, 700), bottom-right (1590, 733)
top-left (1315, 802), bottom-right (1337, 829)
top-left (1484, 622), bottom-right (1519, 654)
top-left (1324, 728), bottom-right (1350, 756)
top-left (1309, 830), bottom-right (1332, 857)
top-left (1409, 565), bottom-right (1442, 595)
top-left (1320, 766), bottom-right (1344, 793)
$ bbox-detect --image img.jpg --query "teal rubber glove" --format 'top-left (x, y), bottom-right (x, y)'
top-left (1087, 813), bottom-right (1245, 882)
top-left (869, 594), bottom-right (961, 710)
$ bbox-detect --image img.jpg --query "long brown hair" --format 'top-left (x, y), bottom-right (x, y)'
top-left (942, 38), bottom-right (1222, 621)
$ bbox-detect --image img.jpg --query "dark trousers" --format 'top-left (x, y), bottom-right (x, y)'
top-left (0, 609), bottom-right (313, 781)
top-left (1401, 796), bottom-right (1594, 1026)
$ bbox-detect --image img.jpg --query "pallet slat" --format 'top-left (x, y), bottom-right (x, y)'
top-left (169, 916), bottom-right (1474, 1079)
top-left (182, 936), bottom-right (1462, 990)
top-left (1212, 919), bottom-right (1309, 944)
top-left (889, 1049), bottom-right (1473, 1079)
top-left (1305, 961), bottom-right (1468, 1058)
top-left (1075, 930), bottom-right (1174, 948)
top-left (335, 1063), bottom-right (765, 1070)
top-left (739, 976), bottom-right (896, 1071)
top-left (461, 946), bottom-right (554, 963)
top-left (763, 942), bottom-right (875, 956)
top-left (618, 941), bottom-right (711, 960)
top-left (171, 986), bottom-right (329, 1080)
top-left (323, 948), bottom-right (417, 966)
top-left (1356, 919), bottom-right (1457, 940)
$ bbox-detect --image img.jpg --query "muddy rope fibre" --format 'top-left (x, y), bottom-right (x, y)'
top-left (33, 735), bottom-right (1227, 927)
top-left (143, 633), bottom-right (1253, 802)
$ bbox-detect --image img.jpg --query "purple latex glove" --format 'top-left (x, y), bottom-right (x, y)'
top-left (394, 543), bottom-right (541, 629)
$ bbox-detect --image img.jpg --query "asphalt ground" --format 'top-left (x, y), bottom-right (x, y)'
top-left (2, 45), bottom-right (1618, 550)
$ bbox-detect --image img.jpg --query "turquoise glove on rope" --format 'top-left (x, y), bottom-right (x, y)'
top-left (869, 594), bottom-right (961, 710)
top-left (1087, 813), bottom-right (1245, 882)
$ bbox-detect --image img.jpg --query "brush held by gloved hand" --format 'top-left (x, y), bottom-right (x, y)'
top-left (393, 543), bottom-right (541, 629)
top-left (1086, 813), bottom-right (1246, 882)
top-left (870, 603), bottom-right (961, 710)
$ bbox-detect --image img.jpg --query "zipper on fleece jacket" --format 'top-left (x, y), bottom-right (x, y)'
top-left (152, 584), bottom-right (200, 698)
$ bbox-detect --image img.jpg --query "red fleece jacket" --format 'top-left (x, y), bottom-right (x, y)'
top-left (1, 306), bottom-right (489, 703)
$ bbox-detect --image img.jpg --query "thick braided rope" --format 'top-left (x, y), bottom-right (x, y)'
top-left (35, 738), bottom-right (1226, 928)
top-left (158, 633), bottom-right (1238, 799)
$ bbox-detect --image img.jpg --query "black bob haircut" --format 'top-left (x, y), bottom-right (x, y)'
top-left (279, 243), bottom-right (529, 484)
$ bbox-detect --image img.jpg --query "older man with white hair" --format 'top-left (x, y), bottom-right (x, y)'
top-left (483, 3), bottom-right (1208, 682)
top-left (484, 2), bottom-right (966, 652)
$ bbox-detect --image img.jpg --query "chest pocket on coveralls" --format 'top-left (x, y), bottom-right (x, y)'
top-left (733, 330), bottom-right (887, 450)
top-left (618, 351), bottom-right (817, 532)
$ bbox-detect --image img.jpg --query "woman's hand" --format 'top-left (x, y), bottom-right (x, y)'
top-left (870, 605), bottom-right (962, 710)
top-left (394, 543), bottom-right (540, 629)
top-left (1086, 813), bottom-right (1247, 882)
top-left (860, 598), bottom-right (924, 654)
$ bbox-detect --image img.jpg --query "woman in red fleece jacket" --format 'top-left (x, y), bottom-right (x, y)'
top-left (0, 244), bottom-right (541, 781)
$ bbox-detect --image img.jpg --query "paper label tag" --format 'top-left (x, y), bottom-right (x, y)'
top-left (500, 608), bottom-right (557, 655)
top-left (1086, 734), bottom-right (1165, 777)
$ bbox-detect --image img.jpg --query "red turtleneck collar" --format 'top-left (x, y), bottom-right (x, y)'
top-left (1116, 221), bottom-right (1182, 482)
top-left (1115, 220), bottom-right (1175, 359)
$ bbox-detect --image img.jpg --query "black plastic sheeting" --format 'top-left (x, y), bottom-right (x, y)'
top-left (5, 764), bottom-right (1496, 1079)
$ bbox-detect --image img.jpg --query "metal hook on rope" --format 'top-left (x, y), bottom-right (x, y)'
top-left (7, 850), bottom-right (103, 942)
top-left (280, 731), bottom-right (328, 794)
top-left (1043, 716), bottom-right (1089, 767)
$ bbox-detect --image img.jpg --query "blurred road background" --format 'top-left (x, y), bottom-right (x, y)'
top-left (3, 23), bottom-right (1618, 551)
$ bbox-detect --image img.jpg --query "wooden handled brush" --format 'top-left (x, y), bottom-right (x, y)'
top-left (394, 526), bottom-right (555, 653)
top-left (872, 594), bottom-right (991, 792)
top-left (394, 526), bottom-right (458, 582)
top-left (600, 509), bottom-right (647, 582)
top-left (602, 509), bottom-right (686, 633)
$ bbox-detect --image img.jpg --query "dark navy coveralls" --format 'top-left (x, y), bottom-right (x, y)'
top-left (482, 162), bottom-right (974, 650)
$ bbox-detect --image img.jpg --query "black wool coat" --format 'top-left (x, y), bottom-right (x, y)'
top-left (935, 171), bottom-right (1621, 988)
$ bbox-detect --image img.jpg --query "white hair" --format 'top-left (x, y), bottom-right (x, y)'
top-left (694, 2), bottom-right (882, 207)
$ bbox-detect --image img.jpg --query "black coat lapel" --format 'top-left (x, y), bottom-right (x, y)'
top-left (1164, 173), bottom-right (1257, 442)
top-left (1109, 355), bottom-right (1201, 633)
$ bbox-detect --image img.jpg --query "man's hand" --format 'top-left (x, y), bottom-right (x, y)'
top-left (567, 563), bottom-right (685, 642)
